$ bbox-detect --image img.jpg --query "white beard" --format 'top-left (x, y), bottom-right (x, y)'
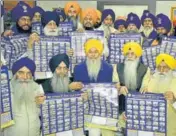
top-left (86, 57), bottom-right (101, 81)
top-left (10, 77), bottom-right (38, 111)
top-left (143, 27), bottom-right (153, 37)
top-left (153, 70), bottom-right (173, 84)
top-left (102, 24), bottom-right (113, 38)
top-left (44, 26), bottom-right (59, 36)
top-left (124, 58), bottom-right (140, 90)
top-left (51, 72), bottom-right (70, 92)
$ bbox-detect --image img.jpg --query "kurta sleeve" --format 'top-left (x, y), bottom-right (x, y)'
top-left (112, 64), bottom-right (120, 83)
top-left (140, 67), bottom-right (151, 89)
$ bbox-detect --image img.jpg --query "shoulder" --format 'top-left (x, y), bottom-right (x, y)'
top-left (74, 62), bottom-right (86, 69)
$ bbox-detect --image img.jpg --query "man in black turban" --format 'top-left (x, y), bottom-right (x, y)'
top-left (42, 53), bottom-right (83, 93)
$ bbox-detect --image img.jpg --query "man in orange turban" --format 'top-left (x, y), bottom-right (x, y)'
top-left (113, 42), bottom-right (150, 112)
top-left (64, 1), bottom-right (81, 30)
top-left (143, 53), bottom-right (176, 136)
top-left (81, 8), bottom-right (98, 30)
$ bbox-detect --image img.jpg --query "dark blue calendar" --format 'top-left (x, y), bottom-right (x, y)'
top-left (81, 83), bottom-right (119, 130)
top-left (108, 33), bottom-right (142, 64)
top-left (58, 22), bottom-right (74, 36)
top-left (126, 93), bottom-right (167, 136)
top-left (40, 92), bottom-right (84, 136)
top-left (32, 36), bottom-right (71, 73)
top-left (32, 22), bottom-right (43, 35)
top-left (1, 66), bottom-right (14, 129)
top-left (70, 30), bottom-right (104, 72)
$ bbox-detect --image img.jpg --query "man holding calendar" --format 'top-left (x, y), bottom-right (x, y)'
top-left (113, 42), bottom-right (151, 112)
top-left (3, 57), bottom-right (45, 136)
top-left (142, 53), bottom-right (176, 136)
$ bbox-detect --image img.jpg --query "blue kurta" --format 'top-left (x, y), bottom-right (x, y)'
top-left (74, 60), bottom-right (113, 83)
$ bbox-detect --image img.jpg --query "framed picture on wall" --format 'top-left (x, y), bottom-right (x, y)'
top-left (171, 7), bottom-right (176, 24)
top-left (3, 1), bottom-right (36, 30)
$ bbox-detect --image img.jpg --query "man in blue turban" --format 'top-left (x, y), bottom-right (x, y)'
top-left (3, 1), bottom-right (33, 36)
top-left (152, 13), bottom-right (172, 46)
top-left (4, 57), bottom-right (45, 136)
top-left (31, 6), bottom-right (45, 23)
top-left (97, 9), bottom-right (117, 38)
top-left (42, 53), bottom-right (83, 93)
top-left (126, 12), bottom-right (141, 33)
top-left (54, 8), bottom-right (66, 22)
top-left (114, 18), bottom-right (126, 33)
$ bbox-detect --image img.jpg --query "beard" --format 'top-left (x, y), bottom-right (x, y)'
top-left (51, 72), bottom-right (70, 92)
top-left (102, 23), bottom-right (113, 38)
top-left (11, 77), bottom-right (38, 111)
top-left (143, 27), bottom-right (153, 37)
top-left (67, 16), bottom-right (78, 29)
top-left (86, 57), bottom-right (101, 81)
top-left (16, 23), bottom-right (32, 34)
top-left (43, 26), bottom-right (59, 36)
top-left (124, 58), bottom-right (140, 90)
top-left (127, 28), bottom-right (138, 33)
top-left (153, 70), bottom-right (173, 83)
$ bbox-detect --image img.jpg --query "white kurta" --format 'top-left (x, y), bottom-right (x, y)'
top-left (147, 73), bottom-right (176, 136)
top-left (3, 83), bottom-right (44, 136)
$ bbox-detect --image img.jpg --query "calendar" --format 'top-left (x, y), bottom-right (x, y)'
top-left (32, 36), bottom-right (71, 79)
top-left (1, 66), bottom-right (14, 129)
top-left (2, 35), bottom-right (29, 69)
top-left (108, 33), bottom-right (142, 64)
top-left (126, 93), bottom-right (167, 136)
top-left (70, 30), bottom-right (104, 72)
top-left (40, 92), bottom-right (84, 136)
top-left (142, 37), bottom-right (176, 72)
top-left (81, 83), bottom-right (120, 131)
top-left (58, 22), bottom-right (74, 36)
top-left (32, 22), bottom-right (43, 35)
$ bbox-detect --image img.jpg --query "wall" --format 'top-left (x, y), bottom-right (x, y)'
top-left (37, 1), bottom-right (97, 11)
top-left (156, 1), bottom-right (176, 18)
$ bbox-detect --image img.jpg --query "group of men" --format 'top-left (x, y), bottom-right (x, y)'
top-left (1, 1), bottom-right (176, 136)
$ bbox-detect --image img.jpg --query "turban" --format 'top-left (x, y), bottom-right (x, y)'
top-left (101, 9), bottom-right (115, 22)
top-left (84, 39), bottom-right (104, 55)
top-left (126, 12), bottom-right (141, 29)
top-left (123, 42), bottom-right (142, 57)
top-left (81, 8), bottom-right (98, 24)
top-left (31, 6), bottom-right (45, 17)
top-left (12, 57), bottom-right (36, 76)
top-left (141, 10), bottom-right (156, 27)
top-left (11, 1), bottom-right (32, 22)
top-left (156, 54), bottom-right (176, 70)
top-left (64, 1), bottom-right (81, 16)
top-left (114, 17), bottom-right (126, 29)
top-left (41, 11), bottom-right (60, 27)
top-left (49, 53), bottom-right (69, 73)
top-left (1, 4), bottom-right (4, 17)
top-left (96, 10), bottom-right (102, 20)
top-left (156, 13), bottom-right (171, 33)
top-left (54, 8), bottom-right (66, 21)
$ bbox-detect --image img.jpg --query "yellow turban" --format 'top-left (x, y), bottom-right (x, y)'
top-left (84, 39), bottom-right (104, 55)
top-left (64, 1), bottom-right (81, 16)
top-left (81, 8), bottom-right (98, 24)
top-left (156, 54), bottom-right (176, 70)
top-left (122, 42), bottom-right (142, 57)
top-left (96, 10), bottom-right (102, 20)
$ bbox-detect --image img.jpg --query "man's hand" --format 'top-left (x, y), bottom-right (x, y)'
top-left (28, 33), bottom-right (40, 49)
top-left (81, 92), bottom-right (88, 101)
top-left (164, 91), bottom-right (175, 103)
top-left (140, 87), bottom-right (148, 94)
top-left (67, 49), bottom-right (74, 57)
top-left (77, 28), bottom-right (85, 33)
top-left (3, 30), bottom-right (14, 37)
top-left (151, 40), bottom-right (159, 46)
top-left (69, 82), bottom-right (84, 90)
top-left (119, 86), bottom-right (128, 96)
top-left (35, 94), bottom-right (46, 105)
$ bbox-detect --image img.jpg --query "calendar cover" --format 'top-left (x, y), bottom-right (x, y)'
top-left (81, 83), bottom-right (120, 131)
top-left (40, 92), bottom-right (84, 136)
top-left (32, 22), bottom-right (43, 35)
top-left (126, 93), bottom-right (167, 136)
top-left (1, 66), bottom-right (14, 129)
top-left (32, 36), bottom-right (71, 79)
top-left (108, 33), bottom-right (142, 64)
top-left (58, 22), bottom-right (74, 36)
top-left (70, 30), bottom-right (104, 72)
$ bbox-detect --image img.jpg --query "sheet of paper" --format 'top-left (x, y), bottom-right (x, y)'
top-left (138, 131), bottom-right (153, 136)
top-left (92, 116), bottom-right (106, 125)
top-left (56, 130), bottom-right (72, 136)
